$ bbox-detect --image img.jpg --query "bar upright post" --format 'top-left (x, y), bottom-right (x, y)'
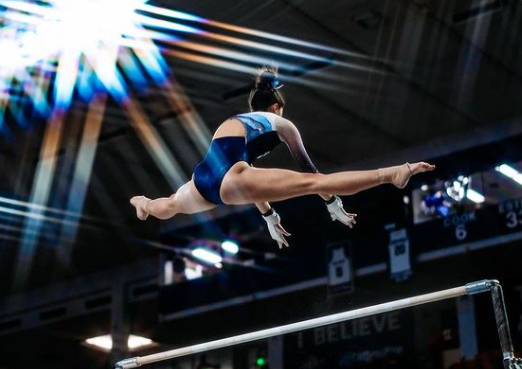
top-left (490, 282), bottom-right (521, 369)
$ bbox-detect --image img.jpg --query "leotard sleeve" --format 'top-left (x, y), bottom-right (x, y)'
top-left (274, 117), bottom-right (318, 173)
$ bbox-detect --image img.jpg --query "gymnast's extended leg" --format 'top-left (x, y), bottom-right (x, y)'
top-left (219, 161), bottom-right (434, 205)
top-left (131, 161), bottom-right (434, 218)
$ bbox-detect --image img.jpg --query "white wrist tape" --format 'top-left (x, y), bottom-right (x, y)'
top-left (326, 195), bottom-right (343, 213)
top-left (263, 210), bottom-right (281, 225)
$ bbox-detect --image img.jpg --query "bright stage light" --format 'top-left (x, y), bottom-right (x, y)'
top-left (0, 30), bottom-right (46, 69)
top-left (1, 0), bottom-right (146, 51)
top-left (466, 189), bottom-right (485, 203)
top-left (496, 164), bottom-right (522, 185)
top-left (221, 240), bottom-right (239, 254)
top-left (84, 334), bottom-right (154, 351)
top-left (0, 0), bottom-right (362, 125)
top-left (0, 0), bottom-right (142, 65)
top-left (0, 0), bottom-right (166, 109)
top-left (128, 335), bottom-right (153, 350)
top-left (85, 335), bottom-right (112, 350)
top-left (192, 248), bottom-right (222, 264)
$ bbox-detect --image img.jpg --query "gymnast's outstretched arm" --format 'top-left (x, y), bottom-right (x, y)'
top-left (274, 117), bottom-right (332, 201)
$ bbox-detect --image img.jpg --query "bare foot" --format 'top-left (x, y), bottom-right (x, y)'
top-left (380, 162), bottom-right (436, 189)
top-left (130, 196), bottom-right (150, 220)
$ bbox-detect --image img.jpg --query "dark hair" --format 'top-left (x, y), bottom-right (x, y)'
top-left (248, 66), bottom-right (285, 112)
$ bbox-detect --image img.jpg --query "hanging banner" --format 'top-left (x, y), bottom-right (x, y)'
top-left (326, 242), bottom-right (353, 295)
top-left (284, 309), bottom-right (415, 369)
top-left (388, 228), bottom-right (412, 282)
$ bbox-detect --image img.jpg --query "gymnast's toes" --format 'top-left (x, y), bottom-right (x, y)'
top-left (409, 162), bottom-right (436, 175)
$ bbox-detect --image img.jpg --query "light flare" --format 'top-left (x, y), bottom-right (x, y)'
top-left (139, 3), bottom-right (371, 59)
top-left (192, 248), bottom-right (222, 264)
top-left (466, 189), bottom-right (485, 204)
top-left (496, 164), bottom-right (522, 185)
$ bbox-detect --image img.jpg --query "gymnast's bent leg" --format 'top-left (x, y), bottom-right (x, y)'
top-left (220, 161), bottom-right (434, 205)
top-left (130, 180), bottom-right (217, 220)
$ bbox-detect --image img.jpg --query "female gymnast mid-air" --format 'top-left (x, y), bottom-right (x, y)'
top-left (130, 67), bottom-right (435, 248)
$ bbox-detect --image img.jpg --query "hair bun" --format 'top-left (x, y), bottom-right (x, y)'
top-left (255, 68), bottom-right (283, 90)
top-left (248, 65), bottom-right (286, 111)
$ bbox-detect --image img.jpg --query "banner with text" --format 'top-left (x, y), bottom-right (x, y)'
top-left (284, 309), bottom-right (414, 369)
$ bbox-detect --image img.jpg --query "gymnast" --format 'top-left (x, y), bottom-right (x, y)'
top-left (131, 67), bottom-right (435, 248)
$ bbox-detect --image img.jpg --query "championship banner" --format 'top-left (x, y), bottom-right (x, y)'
top-left (388, 228), bottom-right (412, 282)
top-left (326, 242), bottom-right (353, 296)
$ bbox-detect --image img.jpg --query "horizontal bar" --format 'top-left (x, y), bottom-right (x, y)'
top-left (116, 280), bottom-right (495, 369)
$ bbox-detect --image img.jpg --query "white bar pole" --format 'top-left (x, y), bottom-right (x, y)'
top-left (116, 281), bottom-right (494, 369)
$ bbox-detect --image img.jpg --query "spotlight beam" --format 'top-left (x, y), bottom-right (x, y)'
top-left (0, 203), bottom-right (82, 227)
top-left (13, 109), bottom-right (66, 290)
top-left (137, 16), bottom-right (383, 74)
top-left (57, 93), bottom-right (107, 263)
top-left (139, 3), bottom-right (372, 59)
top-left (122, 98), bottom-right (187, 188)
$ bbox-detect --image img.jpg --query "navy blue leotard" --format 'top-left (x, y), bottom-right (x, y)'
top-left (193, 112), bottom-right (282, 204)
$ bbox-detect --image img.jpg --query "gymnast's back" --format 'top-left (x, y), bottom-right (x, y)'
top-left (210, 112), bottom-right (284, 164)
top-left (213, 111), bottom-right (280, 138)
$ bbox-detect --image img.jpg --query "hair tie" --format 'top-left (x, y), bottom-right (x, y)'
top-left (257, 73), bottom-right (284, 90)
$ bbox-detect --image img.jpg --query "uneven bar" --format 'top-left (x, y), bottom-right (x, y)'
top-left (116, 280), bottom-right (496, 369)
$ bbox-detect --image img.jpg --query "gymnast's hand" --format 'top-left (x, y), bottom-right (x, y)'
top-left (326, 195), bottom-right (357, 228)
top-left (262, 209), bottom-right (291, 249)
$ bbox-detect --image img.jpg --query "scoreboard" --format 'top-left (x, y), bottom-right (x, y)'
top-left (409, 197), bottom-right (522, 258)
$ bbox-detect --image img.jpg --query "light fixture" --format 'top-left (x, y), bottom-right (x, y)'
top-left (128, 335), bottom-right (153, 350)
top-left (496, 164), bottom-right (522, 185)
top-left (0, 0), bottom-right (171, 112)
top-left (466, 189), bottom-right (485, 203)
top-left (84, 334), bottom-right (155, 352)
top-left (164, 259), bottom-right (174, 285)
top-left (256, 357), bottom-right (267, 366)
top-left (85, 335), bottom-right (112, 351)
top-left (185, 264), bottom-right (203, 280)
top-left (221, 240), bottom-right (239, 254)
top-left (446, 180), bottom-right (465, 202)
top-left (192, 248), bottom-right (222, 264)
